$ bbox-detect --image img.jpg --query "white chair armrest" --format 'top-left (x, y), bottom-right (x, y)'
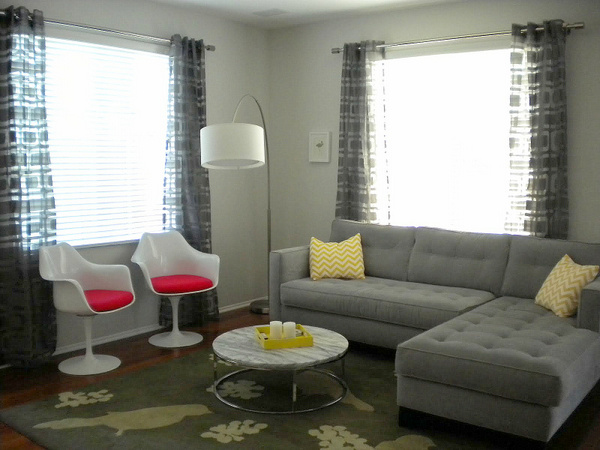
top-left (77, 262), bottom-right (135, 293)
top-left (174, 250), bottom-right (220, 286)
top-left (52, 279), bottom-right (94, 315)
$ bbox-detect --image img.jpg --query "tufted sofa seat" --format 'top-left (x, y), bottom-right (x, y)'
top-left (270, 219), bottom-right (600, 442)
top-left (397, 297), bottom-right (600, 408)
top-left (280, 277), bottom-right (495, 332)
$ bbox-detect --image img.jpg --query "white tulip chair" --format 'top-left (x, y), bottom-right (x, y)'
top-left (39, 243), bottom-right (135, 375)
top-left (131, 231), bottom-right (219, 348)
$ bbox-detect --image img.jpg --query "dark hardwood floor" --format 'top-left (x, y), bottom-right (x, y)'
top-left (3, 309), bottom-right (600, 449)
top-left (0, 308), bottom-right (267, 450)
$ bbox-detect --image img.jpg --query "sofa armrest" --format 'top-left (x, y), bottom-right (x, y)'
top-left (578, 278), bottom-right (600, 332)
top-left (269, 245), bottom-right (310, 320)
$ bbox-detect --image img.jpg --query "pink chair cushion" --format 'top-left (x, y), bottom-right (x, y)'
top-left (151, 275), bottom-right (214, 294)
top-left (84, 290), bottom-right (134, 312)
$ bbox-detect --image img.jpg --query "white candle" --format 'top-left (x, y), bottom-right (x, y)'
top-left (270, 321), bottom-right (282, 339)
top-left (283, 321), bottom-right (296, 339)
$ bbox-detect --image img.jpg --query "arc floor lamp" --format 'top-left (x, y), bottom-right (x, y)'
top-left (200, 94), bottom-right (271, 314)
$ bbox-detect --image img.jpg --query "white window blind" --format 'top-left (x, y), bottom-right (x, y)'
top-left (372, 47), bottom-right (515, 234)
top-left (45, 38), bottom-right (170, 246)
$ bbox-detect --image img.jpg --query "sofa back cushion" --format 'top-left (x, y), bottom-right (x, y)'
top-left (329, 219), bottom-right (415, 281)
top-left (408, 227), bottom-right (511, 295)
top-left (502, 235), bottom-right (600, 299)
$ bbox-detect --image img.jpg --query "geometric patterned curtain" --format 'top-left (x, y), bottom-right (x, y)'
top-left (163, 34), bottom-right (218, 326)
top-left (506, 20), bottom-right (569, 239)
top-left (0, 6), bottom-right (57, 366)
top-left (335, 40), bottom-right (385, 223)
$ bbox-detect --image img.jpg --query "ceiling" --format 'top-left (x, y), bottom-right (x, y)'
top-left (148, 0), bottom-right (462, 29)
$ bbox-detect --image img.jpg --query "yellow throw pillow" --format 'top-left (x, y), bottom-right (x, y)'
top-left (310, 233), bottom-right (365, 281)
top-left (535, 254), bottom-right (599, 317)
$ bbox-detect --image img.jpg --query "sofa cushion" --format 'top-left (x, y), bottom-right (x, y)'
top-left (329, 219), bottom-right (415, 281)
top-left (502, 235), bottom-right (600, 299)
top-left (280, 277), bottom-right (495, 331)
top-left (535, 254), bottom-right (599, 317)
top-left (407, 227), bottom-right (511, 296)
top-left (309, 233), bottom-right (365, 280)
top-left (396, 297), bottom-right (600, 407)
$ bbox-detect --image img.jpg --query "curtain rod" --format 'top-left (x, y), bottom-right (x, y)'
top-left (0, 11), bottom-right (215, 51)
top-left (46, 18), bottom-right (215, 51)
top-left (331, 21), bottom-right (584, 54)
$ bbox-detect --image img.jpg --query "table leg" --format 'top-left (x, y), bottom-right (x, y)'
top-left (213, 352), bottom-right (218, 391)
top-left (292, 370), bottom-right (297, 412)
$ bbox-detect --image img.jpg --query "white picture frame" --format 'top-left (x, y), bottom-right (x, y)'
top-left (308, 132), bottom-right (330, 163)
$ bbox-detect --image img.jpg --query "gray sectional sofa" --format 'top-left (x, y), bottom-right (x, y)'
top-left (269, 219), bottom-right (600, 443)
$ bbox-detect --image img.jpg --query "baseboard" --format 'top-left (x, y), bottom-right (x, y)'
top-left (53, 324), bottom-right (163, 356)
top-left (220, 297), bottom-right (266, 313)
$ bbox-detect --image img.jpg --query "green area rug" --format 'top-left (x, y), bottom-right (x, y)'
top-left (0, 345), bottom-right (536, 449)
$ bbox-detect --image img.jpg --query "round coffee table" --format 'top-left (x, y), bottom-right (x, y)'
top-left (212, 325), bottom-right (348, 414)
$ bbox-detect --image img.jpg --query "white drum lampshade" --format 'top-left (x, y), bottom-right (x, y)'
top-left (200, 123), bottom-right (265, 169)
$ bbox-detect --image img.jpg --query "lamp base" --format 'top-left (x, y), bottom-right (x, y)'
top-left (250, 298), bottom-right (270, 315)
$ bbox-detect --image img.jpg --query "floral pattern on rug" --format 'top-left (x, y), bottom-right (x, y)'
top-left (309, 425), bottom-right (371, 448)
top-left (201, 419), bottom-right (268, 443)
top-left (206, 379), bottom-right (265, 399)
top-left (309, 425), bottom-right (436, 449)
top-left (54, 389), bottom-right (113, 408)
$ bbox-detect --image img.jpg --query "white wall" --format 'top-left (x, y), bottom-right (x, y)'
top-left (1, 0), bottom-right (270, 352)
top-left (267, 0), bottom-right (600, 251)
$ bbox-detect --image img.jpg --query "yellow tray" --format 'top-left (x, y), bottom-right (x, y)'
top-left (255, 324), bottom-right (313, 349)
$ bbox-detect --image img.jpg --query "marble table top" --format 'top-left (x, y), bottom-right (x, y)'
top-left (212, 325), bottom-right (349, 370)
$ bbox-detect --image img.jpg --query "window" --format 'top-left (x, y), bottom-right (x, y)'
top-left (45, 38), bottom-right (170, 246)
top-left (372, 45), bottom-right (516, 234)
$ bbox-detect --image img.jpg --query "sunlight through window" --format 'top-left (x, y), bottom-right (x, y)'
top-left (45, 38), bottom-right (170, 246)
top-left (373, 47), bottom-right (512, 234)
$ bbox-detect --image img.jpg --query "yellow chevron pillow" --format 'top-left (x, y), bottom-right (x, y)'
top-left (310, 233), bottom-right (365, 281)
top-left (535, 254), bottom-right (599, 317)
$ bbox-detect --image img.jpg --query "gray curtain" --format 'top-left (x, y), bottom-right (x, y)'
top-left (335, 41), bottom-right (384, 223)
top-left (163, 34), bottom-right (218, 326)
top-left (0, 6), bottom-right (57, 366)
top-left (508, 20), bottom-right (569, 239)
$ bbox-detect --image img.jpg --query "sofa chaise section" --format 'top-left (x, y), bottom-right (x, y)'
top-left (396, 297), bottom-right (600, 442)
top-left (396, 233), bottom-right (600, 442)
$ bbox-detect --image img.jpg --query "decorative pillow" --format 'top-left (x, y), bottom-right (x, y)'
top-left (535, 254), bottom-right (599, 317)
top-left (309, 233), bottom-right (365, 281)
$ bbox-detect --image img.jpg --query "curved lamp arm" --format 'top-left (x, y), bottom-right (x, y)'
top-left (231, 95), bottom-right (271, 253)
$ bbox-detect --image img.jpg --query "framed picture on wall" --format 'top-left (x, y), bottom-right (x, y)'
top-left (308, 132), bottom-right (330, 163)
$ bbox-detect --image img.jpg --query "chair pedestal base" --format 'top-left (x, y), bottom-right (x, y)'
top-left (58, 316), bottom-right (122, 375)
top-left (58, 354), bottom-right (121, 376)
top-left (148, 330), bottom-right (204, 348)
top-left (149, 296), bottom-right (204, 348)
